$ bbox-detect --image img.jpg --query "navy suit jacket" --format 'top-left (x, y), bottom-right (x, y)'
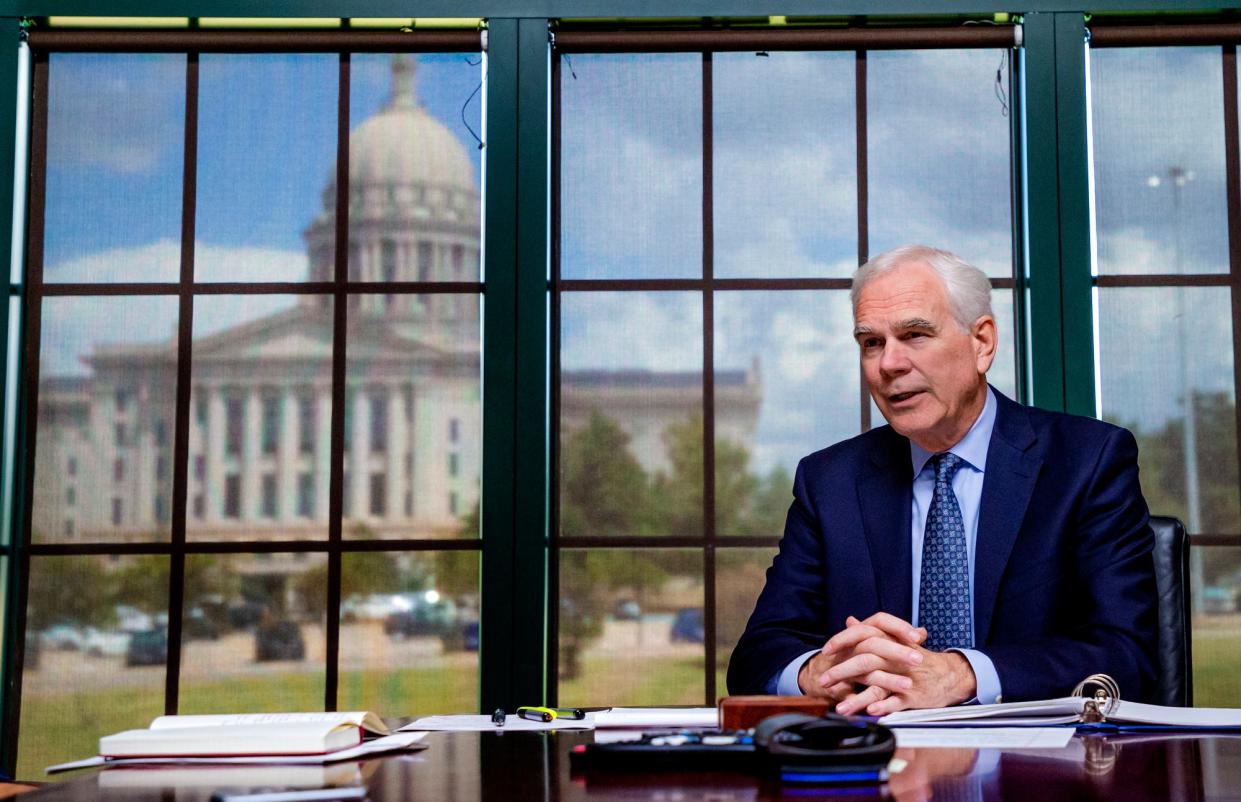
top-left (727, 389), bottom-right (1159, 703)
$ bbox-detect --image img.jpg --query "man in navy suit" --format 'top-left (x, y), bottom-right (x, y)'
top-left (727, 245), bottom-right (1158, 713)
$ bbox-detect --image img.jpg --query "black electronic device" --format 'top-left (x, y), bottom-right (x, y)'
top-left (570, 712), bottom-right (895, 785)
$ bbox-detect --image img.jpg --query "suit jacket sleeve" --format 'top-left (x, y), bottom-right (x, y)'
top-left (726, 458), bottom-right (830, 695)
top-left (979, 425), bottom-right (1159, 703)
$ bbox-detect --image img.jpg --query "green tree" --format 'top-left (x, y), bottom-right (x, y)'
top-left (26, 555), bottom-right (114, 631)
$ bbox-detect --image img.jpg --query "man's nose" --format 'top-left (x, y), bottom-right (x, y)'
top-left (879, 342), bottom-right (911, 376)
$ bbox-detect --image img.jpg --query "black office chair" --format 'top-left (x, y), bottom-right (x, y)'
top-left (1149, 515), bottom-right (1192, 707)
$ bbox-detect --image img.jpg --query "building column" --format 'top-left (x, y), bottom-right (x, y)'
top-left (315, 385), bottom-right (331, 521)
top-left (386, 384), bottom-right (406, 523)
top-left (278, 386), bottom-right (299, 523)
top-left (242, 388), bottom-right (262, 519)
top-left (350, 386), bottom-right (370, 522)
top-left (206, 385), bottom-right (226, 522)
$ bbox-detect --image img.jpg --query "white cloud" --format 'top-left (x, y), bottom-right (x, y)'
top-left (560, 292), bottom-right (702, 371)
top-left (39, 241), bottom-right (306, 376)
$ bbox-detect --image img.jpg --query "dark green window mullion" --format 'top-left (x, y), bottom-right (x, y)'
top-left (0, 18), bottom-right (27, 776)
top-left (1020, 12), bottom-right (1095, 416)
top-left (480, 17), bottom-right (550, 712)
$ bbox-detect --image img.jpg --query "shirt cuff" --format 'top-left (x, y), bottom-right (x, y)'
top-left (955, 648), bottom-right (1002, 704)
top-left (770, 649), bottom-right (821, 696)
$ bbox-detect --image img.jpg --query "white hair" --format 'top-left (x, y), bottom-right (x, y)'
top-left (850, 244), bottom-right (993, 330)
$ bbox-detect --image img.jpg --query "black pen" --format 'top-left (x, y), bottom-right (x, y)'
top-left (492, 708), bottom-right (506, 726)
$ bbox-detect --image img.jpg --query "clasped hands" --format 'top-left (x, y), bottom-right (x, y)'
top-left (796, 613), bottom-right (977, 716)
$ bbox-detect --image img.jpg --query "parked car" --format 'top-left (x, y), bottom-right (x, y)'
top-left (185, 606), bottom-right (221, 640)
top-left (126, 629), bottom-right (167, 666)
top-left (613, 599), bottom-right (642, 621)
top-left (255, 620), bottom-right (305, 662)
top-left (383, 594), bottom-right (457, 639)
top-left (42, 624), bottom-right (85, 651)
top-left (461, 620), bottom-right (480, 652)
top-left (83, 627), bottom-right (130, 657)
top-left (669, 608), bottom-right (704, 643)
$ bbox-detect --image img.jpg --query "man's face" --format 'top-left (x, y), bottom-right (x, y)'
top-left (852, 261), bottom-right (997, 452)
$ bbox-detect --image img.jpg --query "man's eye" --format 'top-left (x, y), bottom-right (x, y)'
top-left (861, 338), bottom-right (881, 349)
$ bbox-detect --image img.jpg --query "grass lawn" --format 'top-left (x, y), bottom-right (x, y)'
top-left (1192, 634), bottom-right (1241, 707)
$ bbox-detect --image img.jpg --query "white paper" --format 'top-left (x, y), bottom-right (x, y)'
top-left (892, 727), bottom-right (1074, 749)
top-left (399, 714), bottom-right (592, 732)
top-left (592, 707), bottom-right (719, 729)
top-left (1109, 700), bottom-right (1241, 728)
top-left (880, 698), bottom-right (1084, 726)
top-left (46, 732), bottom-right (427, 774)
top-left (149, 711), bottom-right (388, 735)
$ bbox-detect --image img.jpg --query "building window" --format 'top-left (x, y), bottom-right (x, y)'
top-left (369, 473), bottom-right (386, 517)
top-left (370, 394), bottom-right (388, 453)
top-left (261, 394), bottom-right (280, 455)
top-left (155, 419), bottom-right (168, 447)
top-left (448, 491), bottom-right (458, 516)
top-left (297, 472), bottom-right (314, 518)
top-left (156, 456), bottom-right (167, 479)
top-left (299, 394), bottom-right (315, 454)
top-left (261, 473), bottom-right (278, 518)
top-left (194, 454), bottom-right (206, 481)
top-left (449, 418), bottom-right (460, 444)
top-left (196, 398), bottom-right (207, 426)
top-left (155, 494), bottom-right (166, 522)
top-left (67, 457), bottom-right (76, 476)
top-left (193, 494), bottom-right (205, 520)
top-left (381, 239), bottom-right (398, 282)
top-left (111, 498), bottom-right (122, 526)
top-left (452, 244), bottom-right (465, 276)
top-left (404, 490), bottom-right (413, 517)
top-left (66, 487), bottom-right (75, 506)
top-left (115, 389), bottom-right (129, 412)
top-left (348, 243), bottom-right (361, 281)
top-left (417, 241), bottom-right (433, 281)
top-left (63, 520), bottom-right (74, 537)
top-left (224, 474), bottom-right (241, 519)
top-left (226, 397), bottom-right (244, 456)
top-left (115, 422), bottom-right (127, 447)
top-left (113, 458), bottom-right (124, 482)
top-left (448, 452), bottom-right (459, 477)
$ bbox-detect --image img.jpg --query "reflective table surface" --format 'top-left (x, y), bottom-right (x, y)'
top-left (22, 728), bottom-right (1241, 801)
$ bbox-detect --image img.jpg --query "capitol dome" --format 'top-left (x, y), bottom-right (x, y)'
top-left (347, 56), bottom-right (476, 194)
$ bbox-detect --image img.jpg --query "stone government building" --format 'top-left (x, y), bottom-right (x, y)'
top-left (33, 56), bottom-right (761, 545)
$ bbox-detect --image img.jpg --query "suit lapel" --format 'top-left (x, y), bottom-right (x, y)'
top-left (974, 392), bottom-right (1042, 645)
top-left (858, 428), bottom-right (914, 621)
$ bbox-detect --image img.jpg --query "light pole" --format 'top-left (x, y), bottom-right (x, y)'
top-left (1147, 166), bottom-right (1203, 614)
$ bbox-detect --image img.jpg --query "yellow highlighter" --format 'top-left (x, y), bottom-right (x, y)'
top-left (517, 706), bottom-right (556, 722)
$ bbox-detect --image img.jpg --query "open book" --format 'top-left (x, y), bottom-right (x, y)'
top-left (98, 712), bottom-right (389, 759)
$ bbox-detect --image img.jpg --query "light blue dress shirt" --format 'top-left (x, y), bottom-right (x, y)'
top-left (772, 387), bottom-right (1003, 704)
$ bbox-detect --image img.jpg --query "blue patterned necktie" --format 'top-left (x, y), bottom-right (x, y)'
top-left (920, 452), bottom-right (972, 651)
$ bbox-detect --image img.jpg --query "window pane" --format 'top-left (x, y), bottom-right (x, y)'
top-left (343, 295), bottom-right (480, 540)
top-left (713, 291), bottom-right (856, 536)
top-left (990, 287), bottom-right (1019, 401)
top-left (34, 296), bottom-right (179, 544)
top-left (868, 50), bottom-right (1014, 278)
top-left (1193, 544), bottom-right (1241, 706)
top-left (713, 52), bottom-right (857, 278)
top-left (19, 555), bottom-right (168, 780)
top-left (560, 54), bottom-right (702, 279)
top-left (44, 53), bottom-right (185, 283)
top-left (196, 54), bottom-right (337, 282)
top-left (558, 549), bottom-right (703, 706)
top-left (559, 292), bottom-right (703, 537)
top-left (1097, 287), bottom-right (1238, 535)
top-left (1091, 47), bottom-right (1229, 276)
top-left (188, 295), bottom-right (332, 541)
top-left (179, 553), bottom-right (326, 714)
top-left (346, 54), bottom-right (482, 283)
top-left (715, 547), bottom-right (778, 694)
top-left (337, 551), bottom-right (479, 715)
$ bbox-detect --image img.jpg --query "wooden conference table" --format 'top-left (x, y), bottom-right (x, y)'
top-left (18, 727), bottom-right (1241, 801)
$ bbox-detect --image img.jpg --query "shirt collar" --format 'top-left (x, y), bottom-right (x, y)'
top-left (909, 385), bottom-right (996, 478)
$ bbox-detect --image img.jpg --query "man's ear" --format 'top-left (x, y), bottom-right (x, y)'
top-left (971, 315), bottom-right (998, 374)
